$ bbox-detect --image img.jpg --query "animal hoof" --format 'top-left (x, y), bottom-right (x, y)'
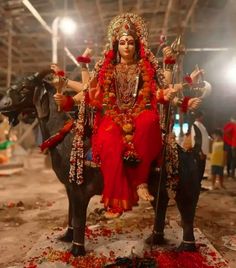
top-left (176, 242), bottom-right (197, 252)
top-left (57, 228), bottom-right (73, 243)
top-left (70, 244), bottom-right (86, 257)
top-left (145, 233), bottom-right (166, 245)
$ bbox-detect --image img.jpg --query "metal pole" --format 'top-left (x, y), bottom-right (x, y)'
top-left (7, 19), bottom-right (12, 88)
top-left (52, 17), bottom-right (59, 64)
top-left (22, 0), bottom-right (52, 34)
top-left (22, 0), bottom-right (79, 67)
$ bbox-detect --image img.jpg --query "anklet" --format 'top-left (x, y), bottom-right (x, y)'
top-left (137, 183), bottom-right (148, 190)
top-left (182, 240), bottom-right (195, 244)
top-left (72, 241), bottom-right (84, 246)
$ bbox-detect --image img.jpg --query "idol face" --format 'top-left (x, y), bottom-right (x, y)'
top-left (118, 35), bottom-right (135, 62)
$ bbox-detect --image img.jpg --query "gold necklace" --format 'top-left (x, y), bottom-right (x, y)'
top-left (114, 63), bottom-right (140, 110)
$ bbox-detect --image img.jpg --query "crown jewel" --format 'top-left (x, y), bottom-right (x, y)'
top-left (117, 17), bottom-right (137, 39)
top-left (107, 13), bottom-right (148, 44)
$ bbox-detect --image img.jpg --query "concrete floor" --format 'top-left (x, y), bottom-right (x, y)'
top-left (0, 148), bottom-right (236, 267)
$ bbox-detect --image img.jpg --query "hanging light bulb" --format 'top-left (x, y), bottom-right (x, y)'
top-left (59, 17), bottom-right (77, 35)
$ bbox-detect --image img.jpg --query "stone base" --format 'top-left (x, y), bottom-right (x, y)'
top-left (11, 216), bottom-right (228, 268)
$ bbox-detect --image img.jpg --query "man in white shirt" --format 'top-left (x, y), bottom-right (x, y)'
top-left (191, 110), bottom-right (210, 183)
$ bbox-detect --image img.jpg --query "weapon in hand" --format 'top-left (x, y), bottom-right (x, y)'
top-left (190, 64), bottom-right (212, 99)
top-left (51, 75), bottom-right (67, 112)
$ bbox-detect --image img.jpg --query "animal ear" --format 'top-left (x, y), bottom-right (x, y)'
top-left (33, 85), bottom-right (49, 119)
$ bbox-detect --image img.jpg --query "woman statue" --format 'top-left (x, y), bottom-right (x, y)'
top-left (52, 13), bottom-right (202, 218)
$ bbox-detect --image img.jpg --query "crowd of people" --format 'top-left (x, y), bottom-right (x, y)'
top-left (182, 112), bottom-right (236, 191)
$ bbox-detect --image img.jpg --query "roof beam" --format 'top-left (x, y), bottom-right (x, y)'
top-left (181, 0), bottom-right (199, 31)
top-left (118, 0), bottom-right (123, 13)
top-left (162, 0), bottom-right (174, 35)
top-left (96, 0), bottom-right (106, 33)
top-left (0, 66), bottom-right (16, 76)
top-left (136, 0), bottom-right (142, 13)
top-left (22, 0), bottom-right (79, 66)
top-left (0, 37), bottom-right (19, 55)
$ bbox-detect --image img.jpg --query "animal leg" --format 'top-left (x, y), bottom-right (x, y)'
top-left (175, 150), bottom-right (200, 251)
top-left (176, 199), bottom-right (198, 251)
top-left (145, 187), bottom-right (169, 245)
top-left (57, 186), bottom-right (73, 243)
top-left (70, 191), bottom-right (90, 257)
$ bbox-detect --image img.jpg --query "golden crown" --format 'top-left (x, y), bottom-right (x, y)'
top-left (107, 13), bottom-right (148, 44)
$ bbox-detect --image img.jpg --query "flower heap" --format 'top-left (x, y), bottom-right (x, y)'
top-left (96, 42), bottom-right (157, 164)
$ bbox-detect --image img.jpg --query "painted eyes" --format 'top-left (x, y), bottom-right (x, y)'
top-left (119, 40), bottom-right (134, 46)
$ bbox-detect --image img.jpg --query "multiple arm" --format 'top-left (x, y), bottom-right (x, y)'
top-left (51, 48), bottom-right (92, 109)
top-left (51, 45), bottom-right (208, 113)
top-left (155, 45), bottom-right (207, 112)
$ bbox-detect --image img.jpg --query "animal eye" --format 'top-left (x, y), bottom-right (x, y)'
top-left (19, 87), bottom-right (29, 95)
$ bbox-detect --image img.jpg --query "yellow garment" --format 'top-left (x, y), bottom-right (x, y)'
top-left (210, 141), bottom-right (224, 166)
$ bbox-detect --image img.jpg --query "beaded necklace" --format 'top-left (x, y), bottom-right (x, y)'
top-left (98, 58), bottom-right (157, 164)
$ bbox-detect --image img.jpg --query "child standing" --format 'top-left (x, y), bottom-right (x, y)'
top-left (210, 129), bottom-right (226, 189)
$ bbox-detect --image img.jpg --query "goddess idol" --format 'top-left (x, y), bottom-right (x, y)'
top-left (53, 13), bottom-right (201, 219)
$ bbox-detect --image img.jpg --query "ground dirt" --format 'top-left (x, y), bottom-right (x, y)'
top-left (0, 150), bottom-right (236, 268)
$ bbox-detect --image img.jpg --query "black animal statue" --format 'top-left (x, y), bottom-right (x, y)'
top-left (0, 70), bottom-right (201, 256)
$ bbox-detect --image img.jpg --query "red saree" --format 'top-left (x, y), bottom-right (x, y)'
top-left (93, 109), bottom-right (162, 212)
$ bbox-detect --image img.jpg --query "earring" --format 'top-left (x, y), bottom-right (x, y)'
top-left (116, 52), bottom-right (120, 63)
top-left (109, 40), bottom-right (113, 50)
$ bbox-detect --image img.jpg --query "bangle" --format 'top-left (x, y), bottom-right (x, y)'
top-left (72, 96), bottom-right (80, 105)
top-left (76, 56), bottom-right (91, 63)
top-left (81, 63), bottom-right (88, 70)
top-left (83, 83), bottom-right (89, 92)
top-left (72, 241), bottom-right (84, 246)
top-left (164, 56), bottom-right (176, 71)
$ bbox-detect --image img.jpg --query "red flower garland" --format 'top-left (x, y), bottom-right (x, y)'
top-left (181, 96), bottom-right (191, 113)
top-left (55, 70), bottom-right (65, 77)
top-left (76, 56), bottom-right (91, 63)
top-left (40, 120), bottom-right (74, 153)
top-left (96, 48), bottom-right (158, 162)
top-left (164, 56), bottom-right (176, 65)
top-left (184, 75), bottom-right (193, 85)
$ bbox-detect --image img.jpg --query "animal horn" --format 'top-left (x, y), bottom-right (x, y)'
top-left (34, 68), bottom-right (53, 80)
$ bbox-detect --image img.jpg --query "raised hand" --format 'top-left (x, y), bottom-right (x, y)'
top-left (190, 68), bottom-right (204, 84)
top-left (162, 46), bottom-right (174, 58)
top-left (188, 97), bottom-right (202, 110)
top-left (53, 92), bottom-right (65, 107)
top-left (163, 87), bottom-right (177, 101)
top-left (82, 47), bottom-right (92, 57)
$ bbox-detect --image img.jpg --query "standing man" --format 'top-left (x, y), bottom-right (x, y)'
top-left (191, 110), bottom-right (210, 184)
top-left (224, 115), bottom-right (236, 178)
top-left (223, 118), bottom-right (233, 177)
